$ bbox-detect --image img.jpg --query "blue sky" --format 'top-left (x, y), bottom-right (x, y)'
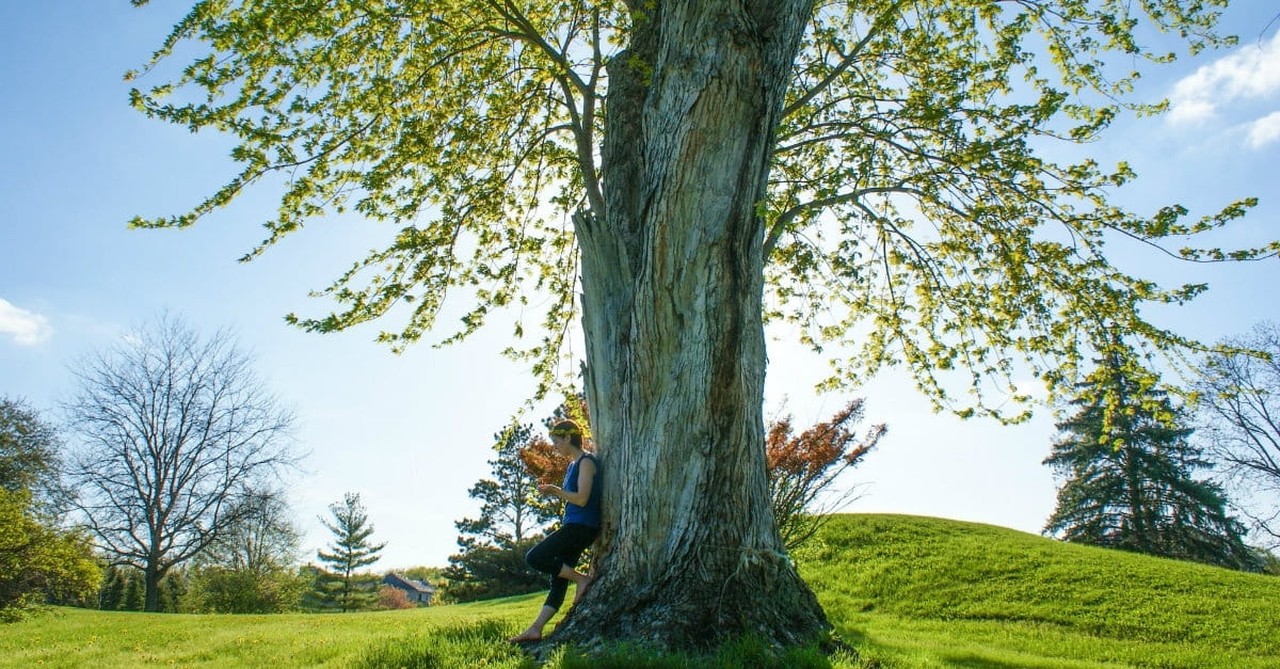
top-left (2, 3), bottom-right (1277, 569)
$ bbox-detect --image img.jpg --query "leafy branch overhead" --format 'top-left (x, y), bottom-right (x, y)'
top-left (127, 0), bottom-right (1277, 418)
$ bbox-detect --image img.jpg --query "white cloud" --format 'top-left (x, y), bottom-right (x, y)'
top-left (1168, 31), bottom-right (1280, 125)
top-left (1166, 98), bottom-right (1217, 125)
top-left (0, 298), bottom-right (53, 346)
top-left (1247, 110), bottom-right (1280, 148)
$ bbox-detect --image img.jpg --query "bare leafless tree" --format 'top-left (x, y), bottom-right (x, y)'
top-left (1195, 321), bottom-right (1280, 548)
top-left (196, 486), bottom-right (301, 574)
top-left (63, 313), bottom-right (299, 611)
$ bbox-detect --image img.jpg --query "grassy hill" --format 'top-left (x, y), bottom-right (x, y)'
top-left (2, 514), bottom-right (1276, 668)
top-left (799, 514), bottom-right (1280, 668)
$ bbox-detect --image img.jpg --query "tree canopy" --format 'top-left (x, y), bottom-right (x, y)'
top-left (125, 0), bottom-right (1279, 652)
top-left (128, 0), bottom-right (1275, 417)
top-left (0, 397), bottom-right (69, 518)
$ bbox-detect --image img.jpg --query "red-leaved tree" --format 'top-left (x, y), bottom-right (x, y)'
top-left (767, 400), bottom-right (885, 550)
top-left (520, 397), bottom-right (592, 489)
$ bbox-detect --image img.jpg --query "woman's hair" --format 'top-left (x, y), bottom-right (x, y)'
top-left (549, 419), bottom-right (584, 449)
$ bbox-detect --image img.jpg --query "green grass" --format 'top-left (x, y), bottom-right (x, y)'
top-left (798, 514), bottom-right (1280, 668)
top-left (3, 514), bottom-right (1277, 667)
top-left (0, 596), bottom-right (542, 668)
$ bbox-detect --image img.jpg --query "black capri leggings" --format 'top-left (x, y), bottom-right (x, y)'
top-left (525, 522), bottom-right (599, 610)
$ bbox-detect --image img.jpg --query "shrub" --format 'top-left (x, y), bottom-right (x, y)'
top-left (377, 585), bottom-right (414, 610)
top-left (0, 488), bottom-right (100, 620)
top-left (184, 565), bottom-right (307, 613)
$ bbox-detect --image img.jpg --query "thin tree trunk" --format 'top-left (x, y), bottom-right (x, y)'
top-left (560, 0), bottom-right (830, 652)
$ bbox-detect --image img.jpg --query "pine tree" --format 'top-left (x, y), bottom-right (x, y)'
top-left (444, 423), bottom-right (560, 602)
top-left (98, 566), bottom-right (125, 611)
top-left (456, 423), bottom-right (559, 549)
top-left (121, 571), bottom-right (144, 611)
top-left (313, 492), bottom-right (386, 612)
top-left (1044, 349), bottom-right (1260, 571)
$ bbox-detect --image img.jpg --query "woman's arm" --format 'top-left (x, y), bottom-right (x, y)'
top-left (541, 456), bottom-right (596, 506)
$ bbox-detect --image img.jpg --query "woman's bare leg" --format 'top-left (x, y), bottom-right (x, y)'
top-left (510, 565), bottom-right (594, 643)
top-left (509, 605), bottom-right (557, 643)
top-left (569, 565), bottom-right (595, 605)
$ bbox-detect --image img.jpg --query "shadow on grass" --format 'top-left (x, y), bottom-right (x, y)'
top-left (542, 630), bottom-right (872, 669)
top-left (938, 653), bottom-right (1039, 669)
top-left (353, 619), bottom-right (535, 669)
top-left (355, 620), bottom-right (868, 669)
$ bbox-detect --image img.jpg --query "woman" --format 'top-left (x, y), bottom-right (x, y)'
top-left (508, 419), bottom-right (601, 644)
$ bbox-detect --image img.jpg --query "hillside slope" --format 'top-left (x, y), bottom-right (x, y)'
top-left (800, 514), bottom-right (1280, 667)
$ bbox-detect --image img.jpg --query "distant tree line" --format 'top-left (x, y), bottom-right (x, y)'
top-left (0, 315), bottom-right (435, 619)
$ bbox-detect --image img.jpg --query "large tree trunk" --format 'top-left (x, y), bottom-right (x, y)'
top-left (557, 1), bottom-right (829, 653)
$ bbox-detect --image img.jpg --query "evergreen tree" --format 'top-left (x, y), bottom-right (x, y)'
top-left (121, 570), bottom-right (144, 611)
top-left (159, 571), bottom-right (186, 613)
top-left (1044, 348), bottom-right (1260, 571)
top-left (98, 566), bottom-right (126, 611)
top-left (443, 538), bottom-right (547, 603)
top-left (444, 423), bottom-right (559, 602)
top-left (97, 565), bottom-right (185, 612)
top-left (458, 423), bottom-right (559, 549)
top-left (313, 492), bottom-right (385, 612)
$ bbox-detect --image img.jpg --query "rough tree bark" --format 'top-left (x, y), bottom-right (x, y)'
top-left (558, 0), bottom-right (830, 652)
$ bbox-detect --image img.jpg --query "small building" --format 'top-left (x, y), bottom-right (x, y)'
top-left (382, 572), bottom-right (436, 605)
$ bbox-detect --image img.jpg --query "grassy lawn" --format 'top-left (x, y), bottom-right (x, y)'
top-left (0, 597), bottom-right (541, 668)
top-left (3, 514), bottom-right (1277, 667)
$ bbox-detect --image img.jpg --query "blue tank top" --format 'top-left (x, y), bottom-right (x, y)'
top-left (562, 453), bottom-right (601, 528)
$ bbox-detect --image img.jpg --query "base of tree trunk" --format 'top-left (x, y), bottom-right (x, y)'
top-left (531, 551), bottom-right (835, 658)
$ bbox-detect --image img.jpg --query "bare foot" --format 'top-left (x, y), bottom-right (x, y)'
top-left (573, 574), bottom-right (595, 606)
top-left (508, 631), bottom-right (542, 644)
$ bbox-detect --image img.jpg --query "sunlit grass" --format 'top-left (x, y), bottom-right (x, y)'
top-left (3, 514), bottom-right (1277, 668)
top-left (800, 514), bottom-right (1280, 668)
top-left (0, 596), bottom-right (541, 668)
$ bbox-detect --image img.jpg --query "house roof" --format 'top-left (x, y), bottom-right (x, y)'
top-left (383, 572), bottom-right (436, 593)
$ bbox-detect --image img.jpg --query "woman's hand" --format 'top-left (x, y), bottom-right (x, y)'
top-left (539, 484), bottom-right (562, 498)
